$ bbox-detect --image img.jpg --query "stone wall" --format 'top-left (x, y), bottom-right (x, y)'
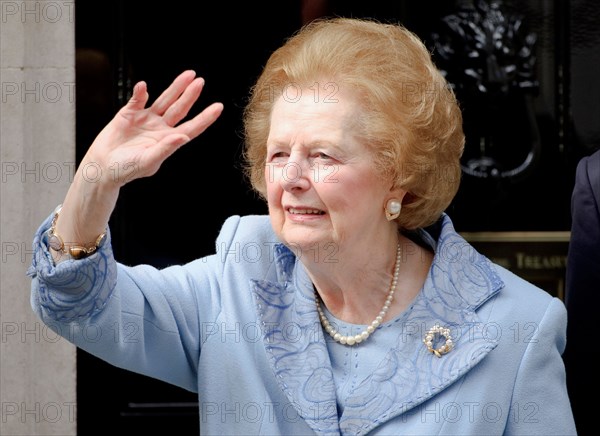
top-left (1, 2), bottom-right (76, 434)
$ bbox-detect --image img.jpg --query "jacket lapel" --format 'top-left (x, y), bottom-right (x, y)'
top-left (251, 216), bottom-right (504, 436)
top-left (251, 244), bottom-right (341, 435)
top-left (339, 217), bottom-right (504, 434)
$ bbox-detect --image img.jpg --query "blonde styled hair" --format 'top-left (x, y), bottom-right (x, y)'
top-left (243, 17), bottom-right (464, 229)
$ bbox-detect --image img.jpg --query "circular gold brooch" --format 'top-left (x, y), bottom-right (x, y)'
top-left (423, 324), bottom-right (454, 357)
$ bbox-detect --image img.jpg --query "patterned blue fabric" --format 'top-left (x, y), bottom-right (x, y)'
top-left (250, 217), bottom-right (503, 435)
top-left (27, 212), bottom-right (116, 322)
top-left (28, 211), bottom-right (576, 435)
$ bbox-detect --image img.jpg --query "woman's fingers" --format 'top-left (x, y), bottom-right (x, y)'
top-left (143, 102), bottom-right (222, 175)
top-left (141, 133), bottom-right (191, 176)
top-left (95, 73), bottom-right (222, 183)
top-left (150, 70), bottom-right (197, 116)
top-left (177, 102), bottom-right (224, 140)
top-left (126, 81), bottom-right (149, 111)
top-left (132, 102), bottom-right (223, 179)
top-left (162, 77), bottom-right (205, 126)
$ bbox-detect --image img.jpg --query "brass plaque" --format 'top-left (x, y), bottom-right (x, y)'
top-left (460, 232), bottom-right (571, 300)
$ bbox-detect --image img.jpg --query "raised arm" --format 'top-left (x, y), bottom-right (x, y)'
top-left (53, 70), bottom-right (223, 261)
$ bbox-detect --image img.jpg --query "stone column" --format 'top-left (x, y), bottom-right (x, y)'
top-left (1, 2), bottom-right (76, 435)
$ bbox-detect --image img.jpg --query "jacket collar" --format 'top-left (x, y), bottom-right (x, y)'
top-left (251, 215), bottom-right (504, 435)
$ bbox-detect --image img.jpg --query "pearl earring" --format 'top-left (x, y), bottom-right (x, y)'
top-left (385, 199), bottom-right (401, 221)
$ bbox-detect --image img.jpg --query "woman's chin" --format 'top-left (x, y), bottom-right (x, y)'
top-left (281, 238), bottom-right (339, 263)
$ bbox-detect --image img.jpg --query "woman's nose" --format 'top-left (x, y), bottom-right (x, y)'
top-left (279, 157), bottom-right (311, 192)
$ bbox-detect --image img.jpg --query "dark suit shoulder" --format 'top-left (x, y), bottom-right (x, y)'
top-left (581, 149), bottom-right (600, 206)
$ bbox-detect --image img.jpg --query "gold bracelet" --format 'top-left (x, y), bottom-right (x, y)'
top-left (48, 206), bottom-right (107, 260)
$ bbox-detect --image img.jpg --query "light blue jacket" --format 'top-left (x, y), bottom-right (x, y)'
top-left (29, 212), bottom-right (576, 435)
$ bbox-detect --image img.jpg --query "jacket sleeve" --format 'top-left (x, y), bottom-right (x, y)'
top-left (28, 210), bottom-right (241, 392)
top-left (505, 297), bottom-right (576, 435)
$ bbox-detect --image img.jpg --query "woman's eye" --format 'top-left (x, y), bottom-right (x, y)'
top-left (269, 152), bottom-right (289, 162)
top-left (316, 152), bottom-right (332, 160)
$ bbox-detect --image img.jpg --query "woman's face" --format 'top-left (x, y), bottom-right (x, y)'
top-left (265, 87), bottom-right (402, 256)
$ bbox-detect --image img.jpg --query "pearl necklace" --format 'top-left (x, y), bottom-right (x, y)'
top-left (315, 243), bottom-right (402, 346)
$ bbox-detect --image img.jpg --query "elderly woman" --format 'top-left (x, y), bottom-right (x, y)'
top-left (29, 18), bottom-right (575, 435)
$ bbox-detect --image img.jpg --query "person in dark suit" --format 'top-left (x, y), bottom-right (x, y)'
top-left (564, 148), bottom-right (600, 435)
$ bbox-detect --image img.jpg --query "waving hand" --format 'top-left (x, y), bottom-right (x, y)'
top-left (85, 70), bottom-right (223, 186)
top-left (53, 71), bottom-right (223, 257)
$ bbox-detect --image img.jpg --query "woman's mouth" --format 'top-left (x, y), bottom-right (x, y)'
top-left (287, 207), bottom-right (326, 215)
